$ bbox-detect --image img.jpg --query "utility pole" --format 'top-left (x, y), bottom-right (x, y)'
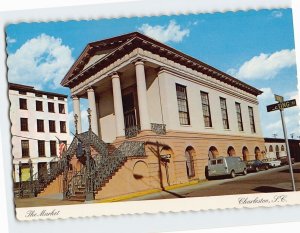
top-left (267, 94), bottom-right (296, 191)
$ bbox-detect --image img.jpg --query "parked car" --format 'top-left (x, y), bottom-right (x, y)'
top-left (261, 158), bottom-right (281, 168)
top-left (246, 160), bottom-right (270, 172)
top-left (207, 156), bottom-right (247, 179)
top-left (279, 156), bottom-right (295, 165)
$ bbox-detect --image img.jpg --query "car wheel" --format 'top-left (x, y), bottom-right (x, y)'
top-left (230, 170), bottom-right (236, 178)
top-left (243, 168), bottom-right (247, 175)
top-left (265, 165), bottom-right (269, 170)
top-left (255, 167), bottom-right (259, 172)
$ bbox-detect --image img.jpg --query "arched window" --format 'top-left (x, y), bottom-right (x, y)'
top-left (227, 146), bottom-right (236, 156)
top-left (275, 145), bottom-right (280, 157)
top-left (254, 147), bottom-right (261, 160)
top-left (185, 146), bottom-right (195, 178)
top-left (269, 145), bottom-right (273, 152)
top-left (281, 145), bottom-right (285, 151)
top-left (208, 146), bottom-right (219, 159)
top-left (242, 146), bottom-right (249, 161)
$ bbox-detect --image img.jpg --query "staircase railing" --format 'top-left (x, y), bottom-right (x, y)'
top-left (18, 155), bottom-right (68, 198)
top-left (92, 141), bottom-right (145, 193)
top-left (77, 131), bottom-right (108, 156)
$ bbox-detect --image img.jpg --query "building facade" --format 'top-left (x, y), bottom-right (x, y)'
top-left (58, 32), bottom-right (265, 200)
top-left (264, 137), bottom-right (300, 161)
top-left (9, 83), bottom-right (70, 183)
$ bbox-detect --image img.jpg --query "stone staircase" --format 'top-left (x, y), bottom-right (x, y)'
top-left (67, 140), bottom-right (145, 202)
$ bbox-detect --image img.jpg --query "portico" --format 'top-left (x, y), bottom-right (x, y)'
top-left (69, 56), bottom-right (159, 142)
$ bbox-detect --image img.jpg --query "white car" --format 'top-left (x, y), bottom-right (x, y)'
top-left (262, 159), bottom-right (281, 168)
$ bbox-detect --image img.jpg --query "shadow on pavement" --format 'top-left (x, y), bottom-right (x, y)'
top-left (252, 186), bottom-right (291, 193)
top-left (279, 169), bottom-right (300, 173)
top-left (163, 190), bottom-right (186, 198)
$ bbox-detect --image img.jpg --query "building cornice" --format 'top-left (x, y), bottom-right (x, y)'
top-left (62, 32), bottom-right (262, 97)
top-left (9, 82), bottom-right (68, 98)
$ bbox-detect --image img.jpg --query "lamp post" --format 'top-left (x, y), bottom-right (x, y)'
top-left (74, 114), bottom-right (78, 135)
top-left (85, 108), bottom-right (94, 201)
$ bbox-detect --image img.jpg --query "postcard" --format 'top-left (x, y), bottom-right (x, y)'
top-left (2, 0), bottom-right (300, 222)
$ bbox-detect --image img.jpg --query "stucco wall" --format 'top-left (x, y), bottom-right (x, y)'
top-left (10, 89), bottom-right (70, 182)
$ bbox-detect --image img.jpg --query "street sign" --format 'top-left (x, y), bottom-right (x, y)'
top-left (266, 97), bottom-right (297, 191)
top-left (266, 99), bottom-right (297, 112)
top-left (274, 94), bottom-right (284, 103)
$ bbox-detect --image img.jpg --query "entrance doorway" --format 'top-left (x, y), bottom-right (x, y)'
top-left (122, 92), bottom-right (137, 128)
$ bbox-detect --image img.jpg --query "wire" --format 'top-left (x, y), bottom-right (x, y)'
top-left (12, 134), bottom-right (71, 146)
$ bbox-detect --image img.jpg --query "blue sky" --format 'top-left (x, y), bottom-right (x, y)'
top-left (6, 9), bottom-right (299, 138)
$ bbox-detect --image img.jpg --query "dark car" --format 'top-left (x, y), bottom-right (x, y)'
top-left (279, 156), bottom-right (295, 165)
top-left (246, 160), bottom-right (270, 172)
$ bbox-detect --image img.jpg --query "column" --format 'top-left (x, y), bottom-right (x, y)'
top-left (134, 60), bottom-right (151, 130)
top-left (87, 87), bottom-right (99, 135)
top-left (111, 73), bottom-right (125, 137)
top-left (72, 95), bottom-right (82, 134)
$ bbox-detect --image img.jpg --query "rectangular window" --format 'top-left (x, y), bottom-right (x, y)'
top-left (36, 101), bottom-right (43, 111)
top-left (19, 98), bottom-right (27, 110)
top-left (58, 104), bottom-right (65, 114)
top-left (20, 118), bottom-right (28, 131)
top-left (220, 97), bottom-right (229, 129)
top-left (176, 84), bottom-right (190, 125)
top-left (38, 140), bottom-right (45, 157)
top-left (50, 141), bottom-right (57, 156)
top-left (48, 102), bottom-right (55, 113)
top-left (248, 106), bottom-right (256, 133)
top-left (37, 119), bottom-right (44, 132)
top-left (201, 91), bottom-right (212, 127)
top-left (60, 121), bottom-right (66, 133)
top-left (21, 140), bottom-right (30, 158)
top-left (49, 120), bottom-right (56, 132)
top-left (235, 102), bottom-right (244, 131)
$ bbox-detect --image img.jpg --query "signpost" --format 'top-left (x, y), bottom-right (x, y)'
top-left (266, 95), bottom-right (297, 191)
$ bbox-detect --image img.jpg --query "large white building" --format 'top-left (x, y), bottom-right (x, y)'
top-left (9, 83), bottom-right (70, 183)
top-left (38, 32), bottom-right (266, 201)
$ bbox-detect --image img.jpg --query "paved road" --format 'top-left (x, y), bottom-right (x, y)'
top-left (128, 163), bottom-right (300, 201)
top-left (15, 163), bottom-right (300, 207)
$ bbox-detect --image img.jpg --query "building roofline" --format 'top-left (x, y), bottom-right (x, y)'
top-left (8, 83), bottom-right (68, 98)
top-left (264, 137), bottom-right (300, 143)
top-left (61, 32), bottom-right (263, 96)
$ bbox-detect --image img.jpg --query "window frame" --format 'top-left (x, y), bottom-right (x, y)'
top-left (20, 118), bottom-right (28, 131)
top-left (21, 140), bottom-right (30, 158)
top-left (38, 140), bottom-right (46, 157)
top-left (235, 102), bottom-right (244, 131)
top-left (248, 106), bottom-right (256, 133)
top-left (200, 91), bottom-right (212, 127)
top-left (36, 100), bottom-right (43, 111)
top-left (220, 97), bottom-right (229, 129)
top-left (49, 120), bottom-right (56, 133)
top-left (37, 119), bottom-right (44, 132)
top-left (50, 141), bottom-right (57, 156)
top-left (176, 84), bottom-right (190, 125)
top-left (48, 102), bottom-right (55, 113)
top-left (60, 121), bottom-right (67, 133)
top-left (58, 103), bottom-right (65, 114)
top-left (19, 98), bottom-right (27, 110)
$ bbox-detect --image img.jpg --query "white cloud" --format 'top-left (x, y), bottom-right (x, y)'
top-left (272, 11), bottom-right (283, 18)
top-left (138, 20), bottom-right (190, 43)
top-left (7, 34), bottom-right (74, 89)
top-left (228, 49), bottom-right (296, 80)
top-left (258, 87), bottom-right (300, 138)
top-left (6, 36), bottom-right (16, 44)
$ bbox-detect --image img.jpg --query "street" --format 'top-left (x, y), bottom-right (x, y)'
top-left (15, 163), bottom-right (300, 207)
top-left (128, 163), bottom-right (300, 201)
